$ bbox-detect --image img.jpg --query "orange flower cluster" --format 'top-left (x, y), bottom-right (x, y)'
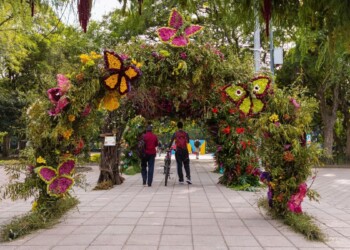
top-left (283, 151), bottom-right (295, 162)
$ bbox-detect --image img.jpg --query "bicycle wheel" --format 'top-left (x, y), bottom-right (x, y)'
top-left (164, 161), bottom-right (170, 186)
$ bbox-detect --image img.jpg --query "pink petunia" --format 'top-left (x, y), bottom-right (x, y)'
top-left (56, 74), bottom-right (71, 94)
top-left (47, 88), bottom-right (62, 104)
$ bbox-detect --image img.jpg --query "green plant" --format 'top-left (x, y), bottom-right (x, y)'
top-left (0, 196), bottom-right (78, 242)
top-left (258, 198), bottom-right (325, 241)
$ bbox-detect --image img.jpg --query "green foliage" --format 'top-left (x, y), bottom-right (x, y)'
top-left (258, 198), bottom-right (325, 241)
top-left (0, 196), bottom-right (78, 242)
top-left (89, 153), bottom-right (101, 163)
top-left (256, 86), bottom-right (322, 215)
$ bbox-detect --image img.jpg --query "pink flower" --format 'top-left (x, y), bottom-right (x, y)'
top-left (120, 54), bottom-right (129, 60)
top-left (180, 52), bottom-right (187, 59)
top-left (287, 183), bottom-right (307, 213)
top-left (47, 88), bottom-right (62, 104)
top-left (56, 74), bottom-right (71, 94)
top-left (82, 104), bottom-right (91, 117)
top-left (290, 98), bottom-right (301, 109)
top-left (39, 168), bottom-right (57, 182)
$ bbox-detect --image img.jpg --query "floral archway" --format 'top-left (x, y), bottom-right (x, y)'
top-left (3, 8), bottom-right (322, 241)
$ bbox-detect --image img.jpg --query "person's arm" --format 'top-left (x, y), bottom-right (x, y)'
top-left (168, 132), bottom-right (175, 148)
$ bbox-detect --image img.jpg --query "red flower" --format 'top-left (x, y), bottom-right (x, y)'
top-left (245, 165), bottom-right (253, 174)
top-left (222, 126), bottom-right (230, 134)
top-left (240, 141), bottom-right (247, 150)
top-left (236, 127), bottom-right (245, 134)
top-left (212, 107), bottom-right (218, 113)
top-left (229, 108), bottom-right (237, 114)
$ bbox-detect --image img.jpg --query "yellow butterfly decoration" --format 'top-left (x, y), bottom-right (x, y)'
top-left (223, 76), bottom-right (271, 116)
top-left (103, 50), bottom-right (142, 95)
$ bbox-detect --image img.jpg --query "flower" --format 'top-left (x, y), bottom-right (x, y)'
top-left (32, 200), bottom-right (38, 211)
top-left (47, 88), bottom-right (62, 104)
top-left (212, 107), bottom-right (218, 113)
top-left (222, 126), bottom-right (230, 134)
top-left (89, 51), bottom-right (102, 60)
top-left (68, 115), bottom-right (76, 122)
top-left (269, 113), bottom-right (279, 123)
top-left (56, 74), bottom-right (71, 94)
top-left (36, 156), bottom-right (46, 164)
top-left (283, 151), bottom-right (294, 162)
top-left (131, 58), bottom-right (143, 68)
top-left (79, 54), bottom-right (91, 64)
top-left (180, 52), bottom-right (187, 59)
top-left (62, 129), bottom-right (73, 140)
top-left (76, 73), bottom-right (84, 82)
top-left (236, 127), bottom-right (245, 134)
top-left (290, 98), bottom-right (301, 109)
top-left (287, 183), bottom-right (307, 213)
top-left (101, 92), bottom-right (120, 111)
top-left (82, 104), bottom-right (91, 117)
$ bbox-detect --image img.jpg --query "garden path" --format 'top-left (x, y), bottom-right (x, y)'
top-left (0, 155), bottom-right (350, 249)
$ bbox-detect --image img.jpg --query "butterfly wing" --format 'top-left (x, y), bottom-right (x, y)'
top-left (171, 35), bottom-right (189, 47)
top-left (37, 166), bottom-right (57, 183)
top-left (251, 76), bottom-right (270, 98)
top-left (169, 8), bottom-right (184, 29)
top-left (104, 51), bottom-right (123, 71)
top-left (185, 25), bottom-right (203, 37)
top-left (251, 98), bottom-right (265, 114)
top-left (104, 73), bottom-right (119, 90)
top-left (118, 76), bottom-right (130, 95)
top-left (239, 97), bottom-right (252, 115)
top-left (224, 84), bottom-right (247, 104)
top-left (124, 65), bottom-right (141, 81)
top-left (157, 27), bottom-right (177, 43)
top-left (58, 160), bottom-right (75, 176)
top-left (47, 175), bottom-right (74, 197)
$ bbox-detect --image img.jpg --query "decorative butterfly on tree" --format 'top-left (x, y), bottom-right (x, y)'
top-left (36, 159), bottom-right (75, 197)
top-left (223, 76), bottom-right (271, 116)
top-left (103, 50), bottom-right (141, 95)
top-left (157, 8), bottom-right (203, 47)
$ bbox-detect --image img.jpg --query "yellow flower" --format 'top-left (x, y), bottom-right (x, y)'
top-left (32, 201), bottom-right (38, 211)
top-left (36, 156), bottom-right (46, 164)
top-left (101, 92), bottom-right (120, 111)
top-left (131, 59), bottom-right (142, 68)
top-left (89, 51), bottom-right (102, 60)
top-left (269, 182), bottom-right (276, 189)
top-left (269, 113), bottom-right (279, 123)
top-left (79, 54), bottom-right (91, 64)
top-left (68, 115), bottom-right (76, 122)
top-left (62, 129), bottom-right (74, 140)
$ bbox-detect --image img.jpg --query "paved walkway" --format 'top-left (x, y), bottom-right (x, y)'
top-left (0, 155), bottom-right (350, 249)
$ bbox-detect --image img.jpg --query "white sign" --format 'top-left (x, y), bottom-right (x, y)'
top-left (274, 47), bottom-right (283, 65)
top-left (104, 136), bottom-right (116, 146)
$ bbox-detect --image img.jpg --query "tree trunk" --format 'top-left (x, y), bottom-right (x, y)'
top-left (98, 142), bottom-right (124, 185)
top-left (2, 134), bottom-right (10, 158)
top-left (345, 120), bottom-right (350, 161)
top-left (318, 83), bottom-right (339, 158)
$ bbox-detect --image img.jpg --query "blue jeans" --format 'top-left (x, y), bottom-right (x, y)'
top-left (141, 154), bottom-right (156, 186)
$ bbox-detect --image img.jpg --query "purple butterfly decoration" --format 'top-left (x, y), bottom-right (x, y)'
top-left (157, 8), bottom-right (203, 47)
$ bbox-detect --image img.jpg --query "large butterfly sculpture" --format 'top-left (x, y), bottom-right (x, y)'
top-left (103, 50), bottom-right (141, 95)
top-left (157, 8), bottom-right (203, 47)
top-left (223, 76), bottom-right (271, 116)
top-left (36, 159), bottom-right (75, 197)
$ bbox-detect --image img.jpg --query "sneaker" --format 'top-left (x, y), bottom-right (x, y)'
top-left (186, 178), bottom-right (192, 184)
top-left (179, 181), bottom-right (184, 184)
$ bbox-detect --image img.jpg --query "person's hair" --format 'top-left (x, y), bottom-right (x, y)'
top-left (177, 121), bottom-right (183, 129)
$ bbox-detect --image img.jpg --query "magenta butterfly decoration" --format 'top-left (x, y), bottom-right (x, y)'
top-left (36, 159), bottom-right (75, 197)
top-left (157, 8), bottom-right (203, 47)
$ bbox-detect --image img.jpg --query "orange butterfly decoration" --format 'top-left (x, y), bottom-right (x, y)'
top-left (103, 50), bottom-right (142, 95)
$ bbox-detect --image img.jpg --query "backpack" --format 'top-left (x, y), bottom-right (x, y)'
top-left (175, 131), bottom-right (188, 149)
top-left (137, 136), bottom-right (146, 158)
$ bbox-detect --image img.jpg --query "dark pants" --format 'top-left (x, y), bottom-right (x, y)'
top-left (141, 154), bottom-right (156, 186)
top-left (175, 148), bottom-right (190, 182)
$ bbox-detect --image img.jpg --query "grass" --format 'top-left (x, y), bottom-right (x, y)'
top-left (0, 196), bottom-right (79, 242)
top-left (257, 197), bottom-right (325, 241)
top-left (0, 159), bottom-right (21, 165)
top-left (93, 180), bottom-right (113, 190)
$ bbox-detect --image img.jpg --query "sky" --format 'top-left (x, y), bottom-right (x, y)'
top-left (59, 0), bottom-right (122, 26)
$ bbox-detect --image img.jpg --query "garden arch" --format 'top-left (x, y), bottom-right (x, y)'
top-left (14, 9), bottom-right (320, 240)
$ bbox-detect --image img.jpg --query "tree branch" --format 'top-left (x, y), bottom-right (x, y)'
top-left (0, 14), bottom-right (14, 28)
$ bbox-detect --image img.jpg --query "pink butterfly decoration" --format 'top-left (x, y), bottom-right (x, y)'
top-left (157, 8), bottom-right (203, 47)
top-left (36, 160), bottom-right (75, 197)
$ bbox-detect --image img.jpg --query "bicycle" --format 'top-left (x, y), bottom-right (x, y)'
top-left (164, 149), bottom-right (172, 186)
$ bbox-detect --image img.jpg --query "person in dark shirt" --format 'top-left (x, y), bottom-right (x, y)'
top-left (168, 121), bottom-right (192, 184)
top-left (141, 125), bottom-right (158, 187)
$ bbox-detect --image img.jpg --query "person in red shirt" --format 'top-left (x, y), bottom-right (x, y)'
top-left (141, 125), bottom-right (158, 187)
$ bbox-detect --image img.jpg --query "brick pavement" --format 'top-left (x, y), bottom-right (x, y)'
top-left (0, 155), bottom-right (350, 249)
